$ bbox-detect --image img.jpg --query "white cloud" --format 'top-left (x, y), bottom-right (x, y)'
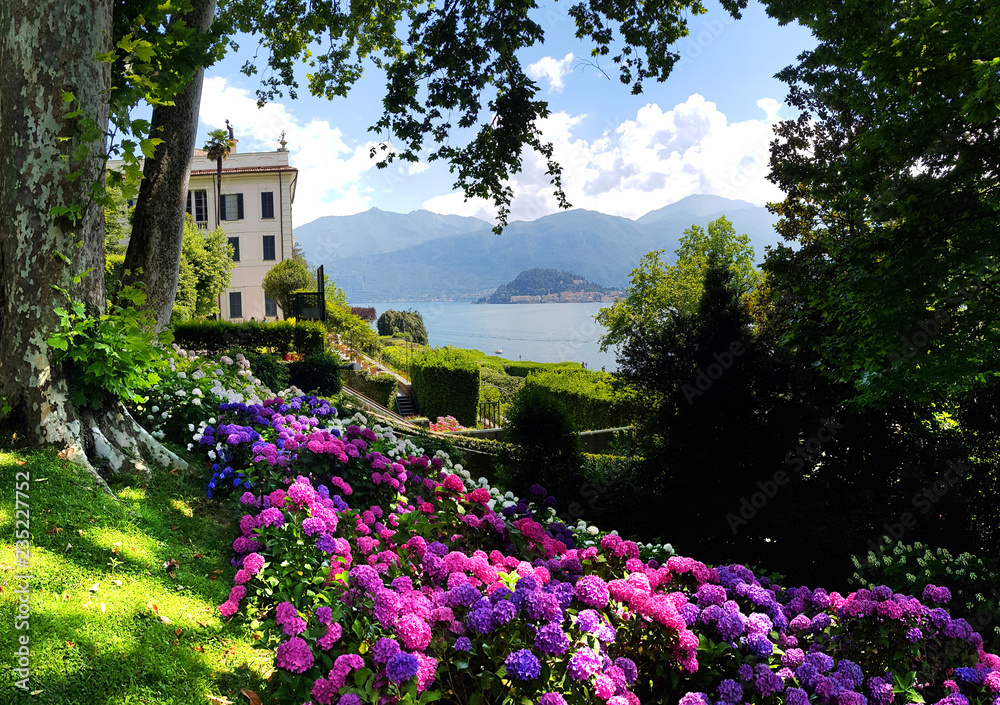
top-left (198, 77), bottom-right (386, 226)
top-left (527, 53), bottom-right (575, 94)
top-left (423, 93), bottom-right (786, 223)
top-left (405, 162), bottom-right (430, 176)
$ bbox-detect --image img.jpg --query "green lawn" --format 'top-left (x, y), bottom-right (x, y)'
top-left (0, 449), bottom-right (270, 704)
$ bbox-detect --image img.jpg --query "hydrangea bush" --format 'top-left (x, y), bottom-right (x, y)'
top-left (186, 391), bottom-right (1000, 705)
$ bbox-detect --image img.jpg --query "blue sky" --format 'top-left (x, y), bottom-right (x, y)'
top-left (194, 1), bottom-right (816, 228)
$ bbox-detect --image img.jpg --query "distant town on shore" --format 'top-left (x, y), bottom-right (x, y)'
top-left (478, 268), bottom-right (623, 304)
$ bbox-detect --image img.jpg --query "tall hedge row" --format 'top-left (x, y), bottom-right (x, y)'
top-left (503, 360), bottom-right (584, 378)
top-left (172, 320), bottom-right (326, 356)
top-left (410, 348), bottom-right (481, 427)
top-left (342, 369), bottom-right (398, 409)
top-left (521, 369), bottom-right (634, 431)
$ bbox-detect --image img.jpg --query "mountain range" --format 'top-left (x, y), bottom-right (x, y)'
top-left (292, 195), bottom-right (784, 301)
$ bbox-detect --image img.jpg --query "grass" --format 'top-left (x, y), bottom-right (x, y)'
top-left (0, 448), bottom-right (271, 704)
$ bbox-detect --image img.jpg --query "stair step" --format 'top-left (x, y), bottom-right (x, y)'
top-left (395, 393), bottom-right (416, 417)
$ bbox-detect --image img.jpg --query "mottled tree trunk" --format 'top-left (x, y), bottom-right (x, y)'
top-left (120, 0), bottom-right (218, 331)
top-left (0, 0), bottom-right (185, 488)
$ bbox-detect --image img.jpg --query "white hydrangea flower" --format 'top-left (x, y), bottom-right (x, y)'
top-left (587, 526), bottom-right (600, 535)
top-left (192, 398), bottom-right (201, 405)
top-left (177, 371), bottom-right (187, 379)
top-left (208, 450), bottom-right (217, 460)
top-left (161, 411), bottom-right (169, 419)
top-left (175, 389), bottom-right (187, 397)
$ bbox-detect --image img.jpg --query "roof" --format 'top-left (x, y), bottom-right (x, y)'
top-left (189, 165), bottom-right (299, 176)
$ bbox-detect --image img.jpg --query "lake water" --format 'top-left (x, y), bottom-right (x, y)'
top-left (353, 301), bottom-right (620, 371)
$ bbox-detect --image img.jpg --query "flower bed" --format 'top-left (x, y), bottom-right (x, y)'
top-left (184, 388), bottom-right (1000, 705)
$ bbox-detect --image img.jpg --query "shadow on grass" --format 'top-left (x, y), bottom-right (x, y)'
top-left (0, 450), bottom-right (270, 704)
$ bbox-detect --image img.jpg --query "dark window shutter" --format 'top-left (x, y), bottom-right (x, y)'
top-left (229, 291), bottom-right (242, 318)
top-left (229, 237), bottom-right (240, 262)
top-left (262, 235), bottom-right (275, 261)
top-left (261, 191), bottom-right (274, 219)
top-left (219, 193), bottom-right (227, 220)
top-left (236, 193), bottom-right (244, 220)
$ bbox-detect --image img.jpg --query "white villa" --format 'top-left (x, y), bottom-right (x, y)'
top-left (111, 130), bottom-right (299, 322)
top-left (187, 134), bottom-right (298, 321)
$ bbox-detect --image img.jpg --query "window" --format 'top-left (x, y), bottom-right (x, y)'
top-left (229, 291), bottom-right (243, 319)
top-left (220, 193), bottom-right (244, 221)
top-left (264, 295), bottom-right (278, 318)
top-left (186, 189), bottom-right (208, 223)
top-left (228, 236), bottom-right (240, 262)
top-left (261, 191), bottom-right (275, 219)
top-left (262, 235), bottom-right (276, 261)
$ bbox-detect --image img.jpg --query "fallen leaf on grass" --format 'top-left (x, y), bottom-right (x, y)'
top-left (100, 602), bottom-right (106, 613)
top-left (175, 628), bottom-right (183, 637)
top-left (159, 615), bottom-right (173, 625)
top-left (147, 601), bottom-right (159, 613)
top-left (197, 620), bottom-right (209, 627)
top-left (207, 696), bottom-right (232, 705)
top-left (15, 460), bottom-right (25, 465)
top-left (241, 689), bottom-right (263, 705)
top-left (65, 642), bottom-right (75, 649)
top-left (224, 645), bottom-right (238, 657)
top-left (112, 579), bottom-right (122, 586)
top-left (163, 558), bottom-right (180, 571)
top-left (192, 553), bottom-right (203, 560)
top-left (192, 645), bottom-right (205, 653)
top-left (47, 526), bottom-right (62, 535)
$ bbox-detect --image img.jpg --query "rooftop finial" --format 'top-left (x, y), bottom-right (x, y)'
top-left (278, 131), bottom-right (288, 151)
top-left (226, 119), bottom-right (234, 140)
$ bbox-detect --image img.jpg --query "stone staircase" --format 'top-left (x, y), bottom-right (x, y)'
top-left (394, 392), bottom-right (417, 417)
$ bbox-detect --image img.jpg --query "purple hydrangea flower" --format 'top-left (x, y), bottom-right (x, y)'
top-left (539, 694), bottom-right (568, 705)
top-left (386, 651), bottom-right (420, 684)
top-left (718, 679), bottom-right (743, 703)
top-left (454, 637), bottom-right (472, 652)
top-left (372, 637), bottom-right (401, 665)
top-left (504, 649), bottom-right (541, 681)
top-left (535, 623), bottom-right (570, 656)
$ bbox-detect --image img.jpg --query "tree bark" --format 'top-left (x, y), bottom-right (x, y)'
top-left (120, 0), bottom-right (218, 331)
top-left (0, 0), bottom-right (186, 488)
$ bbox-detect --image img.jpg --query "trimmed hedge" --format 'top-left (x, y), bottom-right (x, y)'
top-left (342, 369), bottom-right (398, 409)
top-left (480, 366), bottom-right (523, 405)
top-left (410, 348), bottom-right (480, 427)
top-left (287, 351), bottom-right (343, 397)
top-left (521, 369), bottom-right (634, 431)
top-left (172, 320), bottom-right (326, 356)
top-left (503, 360), bottom-right (584, 378)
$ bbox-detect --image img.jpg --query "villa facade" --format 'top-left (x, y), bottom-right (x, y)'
top-left (186, 139), bottom-right (298, 321)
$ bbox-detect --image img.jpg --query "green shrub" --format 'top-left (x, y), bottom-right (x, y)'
top-left (325, 304), bottom-right (381, 357)
top-left (377, 309), bottom-right (428, 345)
top-left (342, 369), bottom-right (398, 408)
top-left (523, 369), bottom-right (634, 430)
top-left (172, 320), bottom-right (326, 356)
top-left (287, 351), bottom-right (343, 396)
top-left (503, 360), bottom-right (584, 378)
top-left (496, 384), bottom-right (584, 505)
top-left (410, 348), bottom-right (480, 427)
top-left (480, 367), bottom-right (524, 405)
top-left (235, 348), bottom-right (291, 392)
top-left (852, 542), bottom-right (1000, 651)
top-left (381, 343), bottom-right (423, 376)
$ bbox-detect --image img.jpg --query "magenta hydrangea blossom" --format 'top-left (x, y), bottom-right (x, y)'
top-left (275, 636), bottom-right (314, 673)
